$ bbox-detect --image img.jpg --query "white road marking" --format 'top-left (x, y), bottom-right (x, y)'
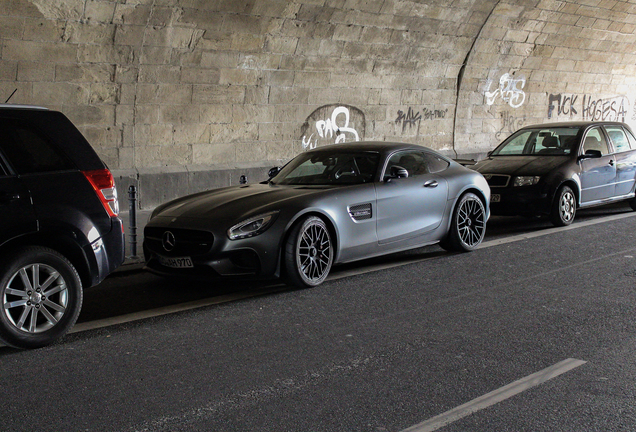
top-left (72, 211), bottom-right (636, 333)
top-left (401, 358), bottom-right (587, 432)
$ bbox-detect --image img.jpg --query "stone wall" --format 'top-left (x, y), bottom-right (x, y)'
top-left (1, 0), bottom-right (636, 208)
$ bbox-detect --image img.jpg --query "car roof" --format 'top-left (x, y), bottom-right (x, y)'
top-left (304, 141), bottom-right (433, 154)
top-left (520, 121), bottom-right (629, 129)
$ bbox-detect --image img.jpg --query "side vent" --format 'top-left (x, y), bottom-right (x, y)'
top-left (348, 203), bottom-right (372, 222)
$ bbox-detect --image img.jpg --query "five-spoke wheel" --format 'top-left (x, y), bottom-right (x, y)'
top-left (440, 192), bottom-right (486, 252)
top-left (285, 216), bottom-right (333, 287)
top-left (0, 247), bottom-right (82, 349)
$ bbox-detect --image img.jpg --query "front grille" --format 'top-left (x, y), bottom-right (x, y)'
top-left (349, 203), bottom-right (372, 221)
top-left (483, 174), bottom-right (510, 188)
top-left (144, 227), bottom-right (214, 257)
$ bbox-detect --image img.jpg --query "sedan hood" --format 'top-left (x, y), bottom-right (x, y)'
top-left (473, 155), bottom-right (570, 176)
top-left (152, 183), bottom-right (332, 221)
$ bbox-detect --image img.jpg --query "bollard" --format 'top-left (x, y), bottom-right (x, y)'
top-left (128, 185), bottom-right (138, 259)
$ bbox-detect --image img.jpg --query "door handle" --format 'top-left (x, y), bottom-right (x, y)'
top-left (609, 159), bottom-right (615, 166)
top-left (424, 180), bottom-right (438, 188)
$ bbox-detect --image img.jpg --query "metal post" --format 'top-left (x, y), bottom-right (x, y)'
top-left (128, 185), bottom-right (138, 259)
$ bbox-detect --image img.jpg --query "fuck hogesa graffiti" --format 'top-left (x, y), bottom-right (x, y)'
top-left (300, 105), bottom-right (364, 150)
top-left (547, 93), bottom-right (629, 122)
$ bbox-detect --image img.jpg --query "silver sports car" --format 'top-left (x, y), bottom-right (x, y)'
top-left (143, 142), bottom-right (490, 287)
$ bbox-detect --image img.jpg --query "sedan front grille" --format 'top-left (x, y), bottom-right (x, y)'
top-left (483, 174), bottom-right (510, 188)
top-left (144, 227), bottom-right (214, 257)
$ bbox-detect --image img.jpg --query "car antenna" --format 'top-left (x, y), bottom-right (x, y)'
top-left (5, 89), bottom-right (17, 103)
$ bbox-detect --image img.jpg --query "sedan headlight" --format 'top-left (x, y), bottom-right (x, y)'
top-left (513, 176), bottom-right (541, 187)
top-left (228, 211), bottom-right (279, 240)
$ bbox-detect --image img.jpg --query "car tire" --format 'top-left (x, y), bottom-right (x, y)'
top-left (284, 216), bottom-right (334, 288)
top-left (550, 185), bottom-right (576, 226)
top-left (629, 197), bottom-right (636, 211)
top-left (0, 246), bottom-right (83, 349)
top-left (440, 192), bottom-right (486, 252)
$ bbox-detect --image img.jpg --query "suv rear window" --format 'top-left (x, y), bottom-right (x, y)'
top-left (0, 119), bottom-right (74, 174)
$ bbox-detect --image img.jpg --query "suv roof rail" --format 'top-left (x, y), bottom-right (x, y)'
top-left (0, 104), bottom-right (49, 110)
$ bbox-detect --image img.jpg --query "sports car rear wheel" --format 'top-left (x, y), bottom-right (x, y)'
top-left (285, 216), bottom-right (333, 287)
top-left (440, 192), bottom-right (486, 252)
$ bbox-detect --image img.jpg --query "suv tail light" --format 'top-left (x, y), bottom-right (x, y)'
top-left (82, 169), bottom-right (119, 217)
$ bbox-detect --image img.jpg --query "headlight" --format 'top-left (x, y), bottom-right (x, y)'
top-left (513, 176), bottom-right (541, 187)
top-left (228, 211), bottom-right (279, 240)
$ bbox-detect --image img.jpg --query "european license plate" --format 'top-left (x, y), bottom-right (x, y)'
top-left (491, 194), bottom-right (501, 203)
top-left (158, 255), bottom-right (193, 268)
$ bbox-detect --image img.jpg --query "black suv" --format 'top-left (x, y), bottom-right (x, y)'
top-left (0, 105), bottom-right (124, 349)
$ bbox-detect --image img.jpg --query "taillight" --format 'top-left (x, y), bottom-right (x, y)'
top-left (82, 169), bottom-right (119, 217)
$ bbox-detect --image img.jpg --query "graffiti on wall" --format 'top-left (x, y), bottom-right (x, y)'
top-left (485, 73), bottom-right (527, 108)
top-left (300, 105), bottom-right (364, 150)
top-left (395, 107), bottom-right (448, 133)
top-left (547, 93), bottom-right (629, 122)
top-left (495, 111), bottom-right (526, 140)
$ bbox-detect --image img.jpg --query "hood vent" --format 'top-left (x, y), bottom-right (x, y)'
top-left (348, 203), bottom-right (372, 221)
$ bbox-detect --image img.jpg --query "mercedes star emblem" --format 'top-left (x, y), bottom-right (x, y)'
top-left (162, 231), bottom-right (176, 252)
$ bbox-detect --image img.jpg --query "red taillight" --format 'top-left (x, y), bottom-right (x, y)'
top-left (83, 169), bottom-right (119, 217)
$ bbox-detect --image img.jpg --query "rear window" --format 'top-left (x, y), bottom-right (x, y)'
top-left (0, 119), bottom-right (74, 174)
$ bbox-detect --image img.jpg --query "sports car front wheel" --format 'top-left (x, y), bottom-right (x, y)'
top-left (285, 216), bottom-right (334, 288)
top-left (440, 192), bottom-right (486, 252)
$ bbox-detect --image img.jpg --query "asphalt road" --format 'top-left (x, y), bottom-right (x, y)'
top-left (2, 203), bottom-right (636, 431)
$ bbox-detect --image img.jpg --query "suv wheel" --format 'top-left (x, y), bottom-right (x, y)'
top-left (0, 247), bottom-right (83, 349)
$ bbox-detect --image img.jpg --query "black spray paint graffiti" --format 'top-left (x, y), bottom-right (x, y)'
top-left (548, 93), bottom-right (629, 122)
top-left (300, 104), bottom-right (365, 150)
top-left (496, 111), bottom-right (526, 140)
top-left (395, 107), bottom-right (448, 133)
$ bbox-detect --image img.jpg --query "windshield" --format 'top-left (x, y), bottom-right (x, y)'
top-left (272, 151), bottom-right (380, 185)
top-left (492, 127), bottom-right (581, 156)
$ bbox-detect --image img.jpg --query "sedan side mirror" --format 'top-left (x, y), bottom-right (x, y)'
top-left (268, 166), bottom-right (281, 179)
top-left (578, 149), bottom-right (602, 161)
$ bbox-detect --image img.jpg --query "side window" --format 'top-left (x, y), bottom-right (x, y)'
top-left (384, 151), bottom-right (428, 180)
top-left (582, 127), bottom-right (610, 156)
top-left (0, 120), bottom-right (74, 174)
top-left (605, 126), bottom-right (631, 153)
top-left (624, 128), bottom-right (636, 150)
top-left (422, 152), bottom-right (450, 173)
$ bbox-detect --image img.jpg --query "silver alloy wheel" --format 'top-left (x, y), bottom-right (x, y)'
top-left (295, 218), bottom-right (333, 285)
top-left (457, 195), bottom-right (486, 248)
top-left (2, 263), bottom-right (68, 334)
top-left (559, 189), bottom-right (576, 223)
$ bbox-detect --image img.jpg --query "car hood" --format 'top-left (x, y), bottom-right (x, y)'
top-left (151, 183), bottom-right (333, 221)
top-left (472, 155), bottom-right (570, 176)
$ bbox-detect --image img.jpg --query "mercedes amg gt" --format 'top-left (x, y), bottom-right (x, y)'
top-left (143, 142), bottom-right (490, 287)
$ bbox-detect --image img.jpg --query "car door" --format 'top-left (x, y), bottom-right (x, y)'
top-left (578, 126), bottom-right (616, 203)
top-left (375, 150), bottom-right (448, 244)
top-left (0, 154), bottom-right (37, 245)
top-left (606, 125), bottom-right (636, 197)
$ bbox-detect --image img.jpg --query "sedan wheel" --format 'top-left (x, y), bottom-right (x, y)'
top-left (285, 216), bottom-right (333, 287)
top-left (0, 247), bottom-right (82, 349)
top-left (440, 192), bottom-right (486, 252)
top-left (550, 185), bottom-right (576, 226)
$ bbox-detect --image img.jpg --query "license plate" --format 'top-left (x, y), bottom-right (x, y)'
top-left (157, 255), bottom-right (193, 268)
top-left (490, 194), bottom-right (501, 203)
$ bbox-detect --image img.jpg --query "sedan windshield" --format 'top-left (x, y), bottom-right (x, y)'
top-left (272, 151), bottom-right (380, 185)
top-left (492, 127), bottom-right (581, 156)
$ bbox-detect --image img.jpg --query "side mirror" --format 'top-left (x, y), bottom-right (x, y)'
top-left (578, 149), bottom-right (602, 161)
top-left (389, 165), bottom-right (409, 179)
top-left (268, 166), bottom-right (281, 179)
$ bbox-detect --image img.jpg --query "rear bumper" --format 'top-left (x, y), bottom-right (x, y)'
top-left (89, 217), bottom-right (125, 286)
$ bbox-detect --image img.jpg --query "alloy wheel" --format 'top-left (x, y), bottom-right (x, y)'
top-left (296, 219), bottom-right (333, 284)
top-left (457, 196), bottom-right (486, 248)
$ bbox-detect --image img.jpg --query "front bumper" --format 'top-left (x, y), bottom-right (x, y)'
top-left (143, 218), bottom-right (283, 281)
top-left (489, 185), bottom-right (552, 216)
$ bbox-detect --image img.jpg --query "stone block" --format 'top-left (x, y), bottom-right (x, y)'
top-left (17, 62), bottom-right (55, 82)
top-left (32, 82), bottom-right (90, 106)
top-left (193, 85), bottom-right (246, 104)
top-left (231, 33), bottom-right (265, 52)
top-left (64, 105), bottom-right (116, 126)
top-left (200, 104), bottom-right (235, 124)
top-left (209, 122), bottom-right (258, 144)
top-left (173, 123), bottom-right (210, 144)
top-left (263, 35), bottom-right (299, 54)
top-left (268, 87), bottom-right (310, 105)
top-left (183, 67), bottom-right (222, 84)
top-left (192, 143), bottom-right (235, 165)
top-left (244, 86), bottom-right (271, 105)
top-left (90, 83), bottom-right (120, 104)
top-left (219, 68), bottom-right (260, 86)
top-left (233, 105), bottom-right (275, 124)
top-left (138, 65), bottom-right (181, 83)
top-left (134, 124), bottom-right (174, 146)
